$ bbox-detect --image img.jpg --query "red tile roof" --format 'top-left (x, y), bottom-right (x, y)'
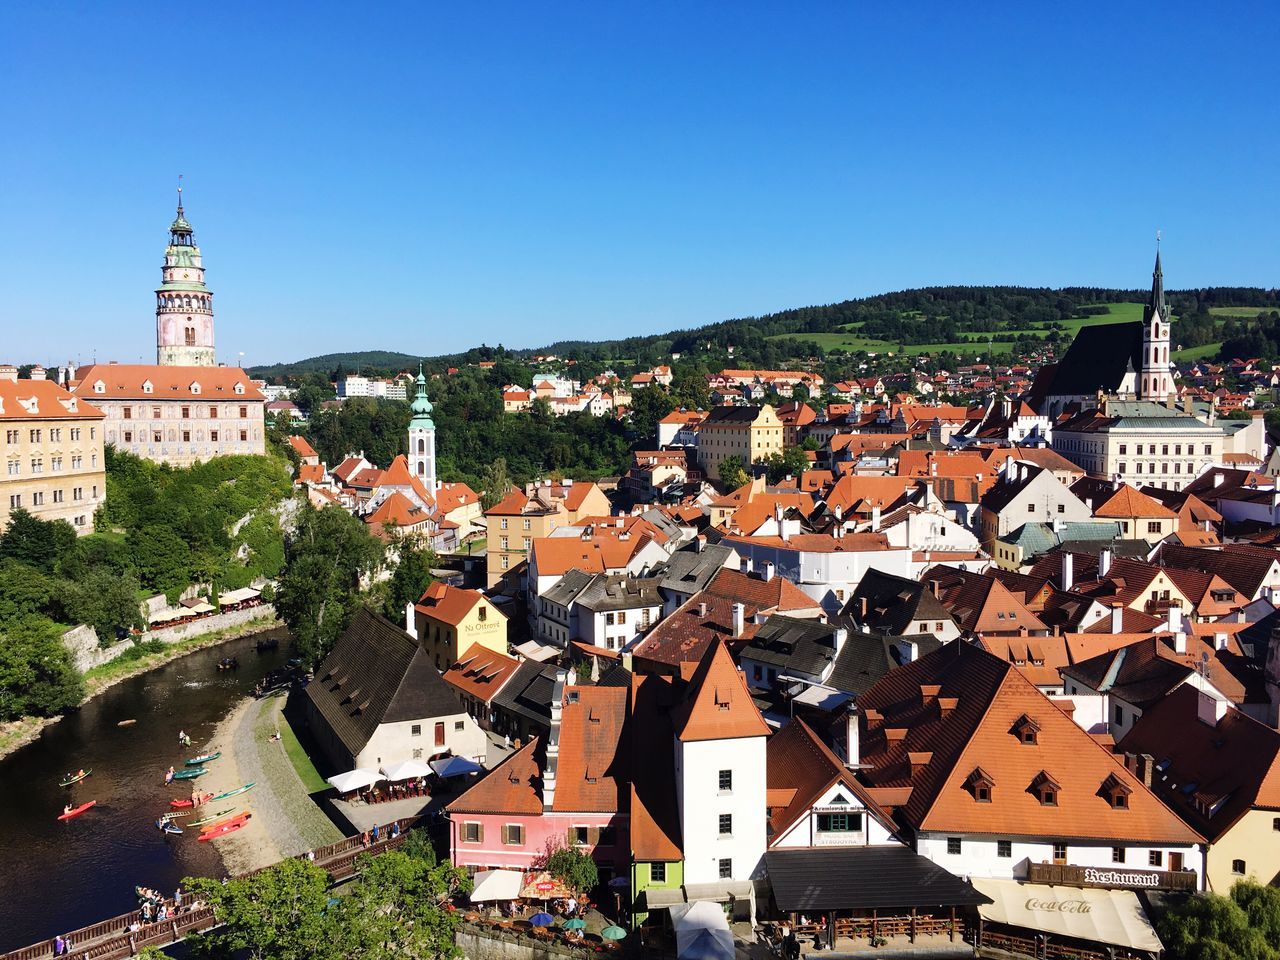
top-left (673, 639), bottom-right (770, 742)
top-left (447, 738), bottom-right (543, 815)
top-left (443, 645), bottom-right (521, 702)
top-left (0, 378), bottom-right (104, 421)
top-left (552, 685), bottom-right (628, 812)
top-left (415, 581), bottom-right (495, 627)
top-left (73, 363), bottom-right (264, 400)
top-left (287, 435), bottom-right (318, 459)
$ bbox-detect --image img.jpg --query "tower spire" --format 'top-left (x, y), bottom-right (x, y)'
top-left (1149, 231), bottom-right (1165, 322)
top-left (177, 173), bottom-right (184, 215)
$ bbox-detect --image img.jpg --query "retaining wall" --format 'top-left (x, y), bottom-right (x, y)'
top-left (60, 605), bottom-right (278, 673)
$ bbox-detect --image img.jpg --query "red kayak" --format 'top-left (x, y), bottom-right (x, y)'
top-left (170, 792), bottom-right (214, 809)
top-left (199, 814), bottom-right (251, 841)
top-left (58, 800), bottom-right (96, 821)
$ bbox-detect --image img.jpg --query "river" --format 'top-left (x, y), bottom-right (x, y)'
top-left (0, 628), bottom-right (292, 952)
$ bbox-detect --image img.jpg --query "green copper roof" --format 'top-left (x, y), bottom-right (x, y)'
top-left (409, 364), bottom-right (434, 427)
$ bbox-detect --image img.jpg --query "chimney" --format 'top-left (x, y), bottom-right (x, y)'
top-left (1062, 553), bottom-right (1074, 592)
top-left (1004, 454), bottom-right (1014, 478)
top-left (843, 703), bottom-right (859, 768)
top-left (897, 638), bottom-right (919, 663)
top-left (832, 627), bottom-right (848, 652)
top-left (1166, 604), bottom-right (1181, 635)
top-left (0, 365), bottom-right (16, 383)
top-left (740, 555), bottom-right (750, 574)
top-left (29, 365), bottom-right (45, 381)
top-left (871, 505), bottom-right (881, 532)
top-left (1099, 548), bottom-right (1113, 578)
top-left (1213, 472), bottom-right (1224, 488)
top-left (1111, 605), bottom-right (1124, 634)
top-left (544, 671), bottom-right (566, 812)
top-left (1215, 632), bottom-right (1229, 651)
top-left (731, 602), bottom-right (745, 638)
top-left (404, 601), bottom-right (418, 640)
top-left (698, 601), bottom-right (708, 618)
top-left (762, 561), bottom-right (775, 582)
top-left (858, 596), bottom-right (869, 620)
top-left (1173, 627), bottom-right (1187, 655)
top-left (1197, 691), bottom-right (1229, 727)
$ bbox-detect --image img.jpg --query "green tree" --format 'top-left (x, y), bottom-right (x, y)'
top-left (0, 509), bottom-right (76, 573)
top-left (59, 567), bottom-right (145, 642)
top-left (761, 446), bottom-right (810, 484)
top-left (275, 505), bottom-right (383, 666)
top-left (479, 457), bottom-right (512, 509)
top-left (1159, 882), bottom-right (1280, 960)
top-left (185, 857), bottom-right (337, 960)
top-left (0, 559), bottom-right (58, 622)
top-left (717, 455), bottom-right (750, 491)
top-left (381, 543), bottom-right (436, 621)
top-left (126, 524), bottom-right (194, 598)
top-left (547, 842), bottom-right (599, 897)
top-left (628, 386), bottom-right (676, 446)
top-left (0, 615), bottom-right (84, 721)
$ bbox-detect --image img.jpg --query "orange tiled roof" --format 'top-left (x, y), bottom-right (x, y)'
top-left (73, 363), bottom-right (264, 401)
top-left (629, 674), bottom-right (683, 860)
top-left (435, 482), bottom-right (480, 514)
top-left (552, 685), bottom-right (628, 812)
top-left (1094, 485), bottom-right (1177, 519)
top-left (287, 435), bottom-right (318, 458)
top-left (530, 539), bottom-right (610, 578)
top-left (296, 463), bottom-right (326, 485)
top-left (673, 640), bottom-right (770, 742)
top-left (0, 378), bottom-right (104, 421)
top-left (365, 491), bottom-right (429, 534)
top-left (447, 738), bottom-right (543, 815)
top-left (705, 568), bottom-right (821, 613)
top-left (443, 645), bottom-right (521, 702)
top-left (415, 581), bottom-right (492, 626)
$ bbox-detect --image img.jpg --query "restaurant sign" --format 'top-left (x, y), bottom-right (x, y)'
top-left (1027, 862), bottom-right (1195, 892)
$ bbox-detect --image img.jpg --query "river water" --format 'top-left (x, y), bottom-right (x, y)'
top-left (0, 629), bottom-right (291, 952)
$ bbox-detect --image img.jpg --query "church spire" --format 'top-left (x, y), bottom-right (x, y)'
top-left (1147, 231), bottom-right (1165, 324)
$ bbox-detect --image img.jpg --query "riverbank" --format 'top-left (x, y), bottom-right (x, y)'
top-left (198, 691), bottom-right (342, 875)
top-left (0, 615), bottom-right (282, 762)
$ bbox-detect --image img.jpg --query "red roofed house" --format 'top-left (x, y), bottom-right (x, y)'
top-left (287, 435), bottom-right (319, 465)
top-left (411, 581), bottom-right (508, 671)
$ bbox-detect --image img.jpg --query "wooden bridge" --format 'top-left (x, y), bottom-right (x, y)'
top-left (0, 817), bottom-right (423, 960)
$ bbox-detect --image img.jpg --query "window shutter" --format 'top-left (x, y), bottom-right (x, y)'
top-left (588, 827), bottom-right (600, 845)
top-left (567, 827), bottom-right (577, 845)
top-left (477, 823), bottom-right (484, 843)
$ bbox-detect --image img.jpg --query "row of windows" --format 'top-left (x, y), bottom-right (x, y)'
top-left (8, 486), bottom-right (99, 509)
top-left (497, 518), bottom-right (534, 531)
top-left (1119, 443), bottom-right (1212, 456)
top-left (121, 405), bottom-right (251, 419)
top-left (1118, 462), bottom-right (1196, 476)
top-left (6, 427), bottom-right (92, 444)
top-left (461, 822), bottom-right (618, 847)
top-left (112, 429), bottom-right (257, 444)
top-left (6, 453), bottom-right (94, 476)
top-left (945, 837), bottom-right (1165, 867)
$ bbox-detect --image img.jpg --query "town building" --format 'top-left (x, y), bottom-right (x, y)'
top-left (410, 581), bottom-right (509, 671)
top-left (406, 367), bottom-right (436, 491)
top-left (0, 367), bottom-right (106, 534)
top-left (696, 405), bottom-right (784, 483)
top-left (155, 186), bottom-right (215, 367)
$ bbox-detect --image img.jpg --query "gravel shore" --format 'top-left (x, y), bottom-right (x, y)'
top-left (199, 692), bottom-right (341, 874)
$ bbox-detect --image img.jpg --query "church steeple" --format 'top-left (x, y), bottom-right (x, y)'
top-left (156, 180), bottom-right (216, 366)
top-left (1145, 233), bottom-right (1166, 326)
top-left (408, 363), bottom-right (437, 491)
top-left (1139, 235), bottom-right (1174, 403)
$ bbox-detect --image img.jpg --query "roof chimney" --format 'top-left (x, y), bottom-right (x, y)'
top-left (832, 627), bottom-right (848, 652)
top-left (0, 365), bottom-right (16, 383)
top-left (698, 601), bottom-right (708, 618)
top-left (1166, 604), bottom-right (1181, 636)
top-left (544, 671), bottom-right (566, 812)
top-left (762, 561), bottom-right (775, 582)
top-left (731, 602), bottom-right (745, 638)
top-left (1111, 604), bottom-right (1124, 634)
top-left (843, 702), bottom-right (859, 768)
top-left (871, 505), bottom-right (881, 532)
top-left (29, 365), bottom-right (45, 381)
top-left (404, 601), bottom-right (418, 640)
top-left (1099, 548), bottom-right (1113, 578)
top-left (1062, 553), bottom-right (1074, 592)
top-left (1197, 691), bottom-right (1229, 727)
top-left (1173, 626), bottom-right (1187, 655)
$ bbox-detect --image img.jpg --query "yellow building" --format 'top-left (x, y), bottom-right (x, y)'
top-left (0, 367), bottom-right (106, 534)
top-left (482, 481), bottom-right (609, 588)
top-left (696, 404), bottom-right (784, 483)
top-left (413, 581), bottom-right (509, 670)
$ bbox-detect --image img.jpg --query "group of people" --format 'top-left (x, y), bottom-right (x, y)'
top-left (51, 934), bottom-right (73, 955)
top-left (178, 730), bottom-right (191, 747)
top-left (363, 778), bottom-right (429, 803)
top-left (359, 821), bottom-right (402, 846)
top-left (131, 886), bottom-right (200, 926)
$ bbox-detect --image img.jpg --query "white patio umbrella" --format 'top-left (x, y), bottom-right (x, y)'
top-left (470, 869), bottom-right (524, 903)
top-left (328, 768), bottom-right (385, 793)
top-left (430, 755), bottom-right (482, 778)
top-left (380, 759), bottom-right (432, 781)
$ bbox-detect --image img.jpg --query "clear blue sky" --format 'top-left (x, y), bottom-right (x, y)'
top-left (1, 2), bottom-right (1276, 367)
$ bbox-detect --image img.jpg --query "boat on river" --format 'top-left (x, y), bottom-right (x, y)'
top-left (57, 801), bottom-right (96, 821)
top-left (170, 792), bottom-right (214, 809)
top-left (208, 782), bottom-right (256, 803)
top-left (199, 814), bottom-right (251, 841)
top-left (188, 807), bottom-right (233, 827)
top-left (197, 810), bottom-right (250, 832)
top-left (216, 657), bottom-right (238, 672)
top-left (161, 823), bottom-right (183, 835)
top-left (59, 769), bottom-right (92, 787)
top-left (185, 752), bottom-right (221, 766)
top-left (172, 767), bottom-right (207, 780)
top-left (255, 636), bottom-right (279, 652)
top-left (116, 719), bottom-right (137, 727)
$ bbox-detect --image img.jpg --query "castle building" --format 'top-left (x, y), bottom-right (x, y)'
top-left (407, 366), bottom-right (436, 491)
top-left (71, 188), bottom-right (265, 466)
top-left (156, 185), bottom-right (216, 367)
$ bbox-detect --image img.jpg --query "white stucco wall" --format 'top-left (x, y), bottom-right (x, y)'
top-left (356, 712), bottom-right (487, 769)
top-left (676, 736), bottom-right (768, 884)
top-left (771, 782), bottom-right (897, 849)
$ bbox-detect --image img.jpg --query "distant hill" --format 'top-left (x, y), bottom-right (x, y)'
top-left (250, 285), bottom-right (1279, 379)
top-left (250, 351), bottom-right (422, 380)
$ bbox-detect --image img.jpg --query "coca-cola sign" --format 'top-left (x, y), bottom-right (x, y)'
top-left (1025, 897), bottom-right (1092, 914)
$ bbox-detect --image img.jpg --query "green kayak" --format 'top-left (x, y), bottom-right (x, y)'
top-left (172, 767), bottom-right (207, 780)
top-left (185, 752), bottom-right (221, 766)
top-left (208, 782), bottom-right (256, 803)
top-left (188, 807), bottom-right (234, 827)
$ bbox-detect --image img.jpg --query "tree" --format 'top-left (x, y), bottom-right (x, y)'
top-left (58, 567), bottom-right (145, 642)
top-left (0, 615), bottom-right (84, 721)
top-left (126, 524), bottom-right (194, 599)
top-left (381, 543), bottom-right (436, 621)
top-left (0, 509), bottom-right (76, 573)
top-left (479, 457), bottom-right (512, 509)
top-left (761, 446), bottom-right (810, 484)
top-left (332, 844), bottom-right (470, 960)
top-left (1158, 882), bottom-right (1280, 960)
top-left (185, 858), bottom-right (337, 960)
top-left (717, 455), bottom-right (750, 491)
top-left (628, 386), bottom-right (676, 446)
top-left (547, 842), bottom-right (599, 897)
top-left (275, 504), bottom-right (383, 666)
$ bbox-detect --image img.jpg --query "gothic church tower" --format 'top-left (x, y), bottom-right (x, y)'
top-left (1139, 242), bottom-right (1175, 402)
top-left (156, 184), bottom-right (216, 366)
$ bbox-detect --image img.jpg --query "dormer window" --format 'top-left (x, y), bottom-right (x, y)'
top-left (190, 382), bottom-right (201, 395)
top-left (1012, 714), bottom-right (1040, 745)
top-left (1031, 771), bottom-right (1060, 806)
top-left (1100, 774), bottom-right (1132, 810)
top-left (234, 382), bottom-right (245, 395)
top-left (93, 381), bottom-right (105, 394)
top-left (142, 380), bottom-right (153, 394)
top-left (966, 767), bottom-right (995, 803)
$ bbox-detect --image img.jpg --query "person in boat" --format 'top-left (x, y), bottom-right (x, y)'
top-left (76, 768), bottom-right (85, 779)
top-left (165, 766), bottom-right (175, 784)
top-left (191, 788), bottom-right (201, 807)
top-left (63, 803), bottom-right (74, 816)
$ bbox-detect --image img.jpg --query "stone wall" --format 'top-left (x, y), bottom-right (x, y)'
top-left (61, 625), bottom-right (132, 673)
top-left (60, 605), bottom-right (277, 673)
top-left (454, 923), bottom-right (587, 960)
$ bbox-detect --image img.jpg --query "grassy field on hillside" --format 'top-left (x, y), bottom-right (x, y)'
top-left (1209, 306), bottom-right (1273, 319)
top-left (1173, 342), bottom-right (1223, 361)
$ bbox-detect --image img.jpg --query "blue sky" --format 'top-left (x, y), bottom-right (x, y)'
top-left (1, 2), bottom-right (1276, 367)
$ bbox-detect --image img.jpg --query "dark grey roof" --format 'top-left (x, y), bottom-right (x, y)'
top-left (542, 568), bottom-right (595, 607)
top-left (702, 405), bottom-right (762, 424)
top-left (595, 662), bottom-right (634, 688)
top-left (306, 608), bottom-right (467, 758)
top-left (491, 659), bottom-right (560, 729)
top-left (576, 574), bottom-right (665, 612)
top-left (827, 629), bottom-right (942, 696)
top-left (1044, 321), bottom-right (1143, 399)
top-left (845, 568), bottom-right (952, 637)
top-left (765, 846), bottom-right (990, 911)
top-left (742, 615), bottom-right (840, 676)
top-left (656, 543), bottom-right (736, 597)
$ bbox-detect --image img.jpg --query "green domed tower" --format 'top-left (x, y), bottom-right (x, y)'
top-left (408, 364), bottom-right (436, 491)
top-left (156, 182), bottom-right (216, 366)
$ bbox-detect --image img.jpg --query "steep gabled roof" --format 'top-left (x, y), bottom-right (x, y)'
top-left (416, 581), bottom-right (495, 626)
top-left (553, 685), bottom-right (628, 813)
top-left (673, 640), bottom-right (770, 742)
top-left (629, 674), bottom-right (683, 860)
top-left (1094, 484), bottom-right (1177, 520)
top-left (447, 738), bottom-right (543, 815)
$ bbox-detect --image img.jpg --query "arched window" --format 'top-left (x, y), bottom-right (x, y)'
top-left (417, 439), bottom-right (425, 453)
top-left (185, 326), bottom-right (196, 346)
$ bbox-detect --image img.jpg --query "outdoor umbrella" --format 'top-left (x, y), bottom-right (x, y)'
top-left (529, 912), bottom-right (555, 927)
top-left (380, 759), bottom-right (432, 782)
top-left (430, 755), bottom-right (482, 778)
top-left (327, 769), bottom-right (385, 793)
top-left (563, 919), bottom-right (587, 930)
top-left (601, 926), bottom-right (627, 941)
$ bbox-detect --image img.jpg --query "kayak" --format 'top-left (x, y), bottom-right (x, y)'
top-left (188, 807), bottom-right (233, 828)
top-left (197, 810), bottom-right (250, 832)
top-left (170, 792), bottom-right (214, 809)
top-left (117, 719), bottom-right (137, 727)
top-left (199, 815), bottom-right (251, 841)
top-left (59, 769), bottom-right (92, 787)
top-left (185, 752), bottom-right (221, 766)
top-left (172, 768), bottom-right (207, 780)
top-left (58, 800), bottom-right (96, 821)
top-left (208, 782), bottom-right (256, 804)
top-left (162, 823), bottom-right (183, 835)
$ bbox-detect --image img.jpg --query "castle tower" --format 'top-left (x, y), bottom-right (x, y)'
top-left (156, 183), bottom-right (216, 366)
top-left (1140, 240), bottom-right (1175, 402)
top-left (408, 365), bottom-right (436, 491)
